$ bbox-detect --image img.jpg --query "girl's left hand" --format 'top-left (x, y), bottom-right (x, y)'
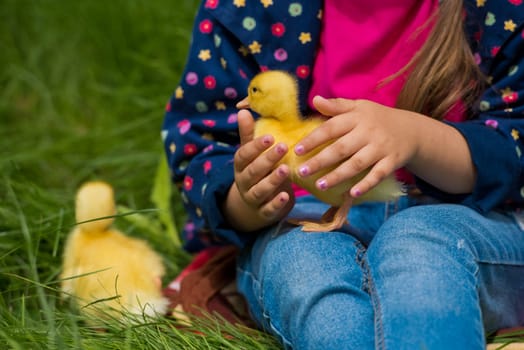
top-left (295, 96), bottom-right (423, 197)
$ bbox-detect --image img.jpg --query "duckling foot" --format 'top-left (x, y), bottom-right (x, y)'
top-left (288, 195), bottom-right (353, 232)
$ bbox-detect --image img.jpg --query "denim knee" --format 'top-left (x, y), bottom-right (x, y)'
top-left (238, 226), bottom-right (374, 349)
top-left (366, 204), bottom-right (482, 297)
top-left (368, 204), bottom-right (480, 270)
top-left (365, 204), bottom-right (486, 349)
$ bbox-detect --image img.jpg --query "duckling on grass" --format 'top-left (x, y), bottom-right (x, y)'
top-left (60, 181), bottom-right (168, 323)
top-left (237, 70), bottom-right (403, 232)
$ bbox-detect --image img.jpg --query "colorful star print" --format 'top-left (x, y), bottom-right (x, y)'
top-left (162, 0), bottom-right (524, 252)
top-left (175, 86), bottom-right (184, 99)
top-left (249, 41), bottom-right (262, 54)
top-left (260, 0), bottom-right (273, 8)
top-left (198, 49), bottom-right (212, 61)
top-left (238, 46), bottom-right (249, 56)
top-left (299, 32), bottom-right (312, 44)
top-left (504, 19), bottom-right (517, 32)
top-left (233, 0), bottom-right (245, 8)
top-left (215, 101), bottom-right (226, 110)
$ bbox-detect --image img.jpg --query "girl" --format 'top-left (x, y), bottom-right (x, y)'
top-left (163, 0), bottom-right (524, 348)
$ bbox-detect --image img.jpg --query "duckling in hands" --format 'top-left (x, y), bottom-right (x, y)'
top-left (236, 70), bottom-right (403, 232)
top-left (60, 181), bottom-right (168, 323)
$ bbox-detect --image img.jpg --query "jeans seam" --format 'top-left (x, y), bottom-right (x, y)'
top-left (477, 259), bottom-right (524, 266)
top-left (356, 242), bottom-right (387, 349)
top-left (353, 241), bottom-right (367, 289)
top-left (236, 266), bottom-right (267, 322)
top-left (363, 256), bottom-right (386, 350)
top-left (236, 265), bottom-right (294, 349)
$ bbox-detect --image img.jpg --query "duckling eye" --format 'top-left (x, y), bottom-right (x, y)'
top-left (251, 87), bottom-right (258, 94)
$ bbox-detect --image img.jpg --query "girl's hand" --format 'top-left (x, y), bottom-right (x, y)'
top-left (295, 96), bottom-right (420, 197)
top-left (295, 96), bottom-right (475, 197)
top-left (222, 109), bottom-right (295, 232)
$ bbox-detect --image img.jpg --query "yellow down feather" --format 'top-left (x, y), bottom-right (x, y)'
top-left (60, 181), bottom-right (167, 323)
top-left (238, 70), bottom-right (403, 231)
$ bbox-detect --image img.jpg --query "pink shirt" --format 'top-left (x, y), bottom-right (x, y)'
top-left (308, 0), bottom-right (438, 108)
top-left (304, 0), bottom-right (465, 187)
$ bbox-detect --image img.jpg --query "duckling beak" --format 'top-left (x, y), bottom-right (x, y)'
top-left (236, 97), bottom-right (250, 109)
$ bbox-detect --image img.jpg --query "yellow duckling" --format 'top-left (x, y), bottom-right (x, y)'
top-left (60, 181), bottom-right (168, 323)
top-left (237, 70), bottom-right (403, 232)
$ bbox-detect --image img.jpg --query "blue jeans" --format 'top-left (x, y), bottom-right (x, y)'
top-left (237, 195), bottom-right (524, 349)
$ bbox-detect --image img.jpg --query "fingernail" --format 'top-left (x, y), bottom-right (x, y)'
top-left (317, 179), bottom-right (328, 190)
top-left (353, 188), bottom-right (362, 197)
top-left (295, 144), bottom-right (305, 155)
top-left (277, 166), bottom-right (287, 177)
top-left (276, 143), bottom-right (286, 155)
top-left (298, 165), bottom-right (309, 177)
top-left (262, 135), bottom-right (272, 145)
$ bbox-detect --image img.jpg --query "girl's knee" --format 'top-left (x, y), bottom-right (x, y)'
top-left (247, 227), bottom-right (373, 349)
top-left (258, 227), bottom-right (364, 295)
top-left (371, 204), bottom-right (477, 250)
top-left (367, 204), bottom-right (479, 276)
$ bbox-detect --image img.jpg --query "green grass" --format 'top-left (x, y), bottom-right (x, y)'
top-left (0, 1), bottom-right (280, 348)
top-left (1, 1), bottom-right (522, 349)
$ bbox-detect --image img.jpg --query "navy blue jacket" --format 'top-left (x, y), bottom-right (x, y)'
top-left (162, 0), bottom-right (524, 252)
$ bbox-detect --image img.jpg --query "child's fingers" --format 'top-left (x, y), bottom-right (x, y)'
top-left (294, 119), bottom-right (347, 156)
top-left (244, 163), bottom-right (290, 207)
top-left (238, 143), bottom-right (288, 196)
top-left (234, 134), bottom-right (274, 172)
top-left (295, 99), bottom-right (357, 156)
top-left (238, 109), bottom-right (255, 145)
top-left (312, 95), bottom-right (356, 117)
top-left (297, 133), bottom-right (366, 179)
top-left (306, 146), bottom-right (374, 192)
top-left (349, 158), bottom-right (396, 198)
top-left (308, 143), bottom-right (396, 197)
top-left (259, 191), bottom-right (292, 220)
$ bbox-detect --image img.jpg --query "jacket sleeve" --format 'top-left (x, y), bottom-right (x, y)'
top-left (161, 1), bottom-right (322, 251)
top-left (161, 4), bottom-right (259, 252)
top-left (416, 24), bottom-right (524, 213)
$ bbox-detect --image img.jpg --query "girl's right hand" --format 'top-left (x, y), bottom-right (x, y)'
top-left (222, 109), bottom-right (295, 232)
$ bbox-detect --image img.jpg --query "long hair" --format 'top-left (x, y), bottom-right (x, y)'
top-left (393, 0), bottom-right (485, 120)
